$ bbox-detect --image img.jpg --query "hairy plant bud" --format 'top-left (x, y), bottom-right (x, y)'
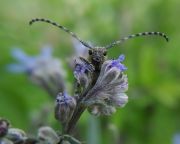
top-left (0, 118), bottom-right (9, 137)
top-left (38, 126), bottom-right (59, 144)
top-left (55, 93), bottom-right (76, 124)
top-left (6, 128), bottom-right (27, 142)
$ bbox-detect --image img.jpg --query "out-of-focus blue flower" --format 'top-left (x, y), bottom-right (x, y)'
top-left (8, 45), bottom-right (66, 77)
top-left (7, 45), bottom-right (53, 74)
top-left (7, 45), bottom-right (66, 97)
top-left (72, 39), bottom-right (88, 57)
top-left (68, 39), bottom-right (90, 69)
top-left (173, 133), bottom-right (180, 144)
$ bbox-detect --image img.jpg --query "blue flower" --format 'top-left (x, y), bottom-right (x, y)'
top-left (72, 39), bottom-right (88, 57)
top-left (7, 45), bottom-right (53, 74)
top-left (73, 58), bottom-right (94, 79)
top-left (173, 133), bottom-right (180, 144)
top-left (73, 64), bottom-right (86, 79)
top-left (110, 54), bottom-right (127, 71)
top-left (7, 45), bottom-right (66, 96)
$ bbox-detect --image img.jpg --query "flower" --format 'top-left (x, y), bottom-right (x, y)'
top-left (7, 45), bottom-right (53, 74)
top-left (67, 39), bottom-right (88, 69)
top-left (173, 133), bottom-right (180, 144)
top-left (73, 58), bottom-right (94, 91)
top-left (82, 55), bottom-right (128, 116)
top-left (73, 62), bottom-right (86, 80)
top-left (72, 39), bottom-right (88, 57)
top-left (7, 45), bottom-right (66, 97)
top-left (55, 92), bottom-right (76, 124)
top-left (108, 55), bottom-right (127, 71)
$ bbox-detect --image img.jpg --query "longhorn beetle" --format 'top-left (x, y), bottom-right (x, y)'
top-left (29, 18), bottom-right (169, 82)
top-left (29, 18), bottom-right (169, 135)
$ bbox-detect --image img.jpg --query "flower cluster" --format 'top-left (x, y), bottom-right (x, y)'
top-left (7, 43), bottom-right (129, 143)
top-left (81, 55), bottom-right (128, 116)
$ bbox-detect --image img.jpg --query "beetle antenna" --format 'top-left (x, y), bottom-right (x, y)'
top-left (105, 32), bottom-right (169, 49)
top-left (29, 18), bottom-right (93, 49)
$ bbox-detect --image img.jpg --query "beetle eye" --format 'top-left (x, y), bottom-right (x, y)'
top-left (103, 51), bottom-right (107, 56)
top-left (88, 50), bottom-right (93, 55)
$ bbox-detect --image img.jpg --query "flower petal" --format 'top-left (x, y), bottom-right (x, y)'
top-left (40, 45), bottom-right (53, 58)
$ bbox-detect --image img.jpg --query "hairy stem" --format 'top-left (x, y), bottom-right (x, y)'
top-left (65, 68), bottom-right (101, 134)
top-left (64, 81), bottom-right (93, 134)
top-left (65, 105), bottom-right (86, 134)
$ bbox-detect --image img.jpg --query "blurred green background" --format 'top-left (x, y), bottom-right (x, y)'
top-left (1, 0), bottom-right (180, 144)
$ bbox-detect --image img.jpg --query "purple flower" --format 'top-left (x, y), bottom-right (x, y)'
top-left (73, 58), bottom-right (94, 78)
top-left (82, 54), bottom-right (128, 116)
top-left (73, 63), bottom-right (86, 79)
top-left (110, 54), bottom-right (127, 71)
top-left (73, 58), bottom-right (94, 90)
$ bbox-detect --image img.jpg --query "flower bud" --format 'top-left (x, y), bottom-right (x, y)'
top-left (55, 93), bottom-right (76, 124)
top-left (6, 128), bottom-right (27, 142)
top-left (38, 126), bottom-right (59, 144)
top-left (0, 118), bottom-right (9, 137)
